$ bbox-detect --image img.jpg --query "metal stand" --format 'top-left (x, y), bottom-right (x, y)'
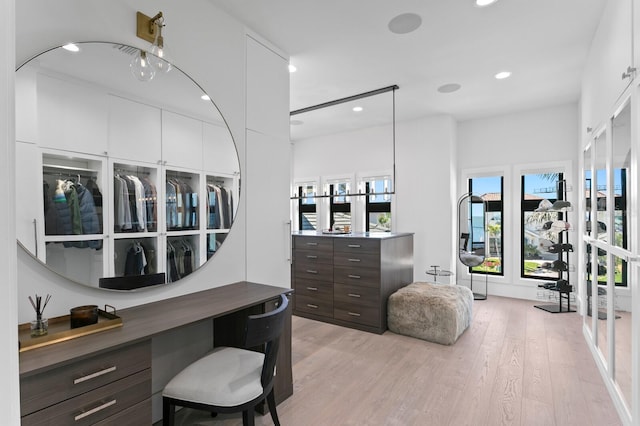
top-left (470, 270), bottom-right (488, 300)
top-left (534, 290), bottom-right (573, 313)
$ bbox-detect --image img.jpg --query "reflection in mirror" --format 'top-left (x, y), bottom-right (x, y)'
top-left (596, 253), bottom-right (608, 363)
top-left (15, 42), bottom-right (240, 290)
top-left (612, 102), bottom-right (630, 249)
top-left (457, 192), bottom-right (487, 300)
top-left (594, 130), bottom-right (608, 243)
top-left (612, 254), bottom-right (631, 409)
top-left (584, 145), bottom-right (592, 237)
top-left (584, 242), bottom-right (593, 330)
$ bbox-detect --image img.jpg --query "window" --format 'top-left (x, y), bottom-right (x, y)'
top-left (329, 181), bottom-right (351, 230)
top-left (468, 176), bottom-right (503, 275)
top-left (521, 172), bottom-right (564, 280)
top-left (611, 168), bottom-right (628, 287)
top-left (297, 183), bottom-right (317, 230)
top-left (365, 177), bottom-right (391, 232)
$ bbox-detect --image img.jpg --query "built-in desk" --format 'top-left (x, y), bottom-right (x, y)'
top-left (19, 281), bottom-right (293, 425)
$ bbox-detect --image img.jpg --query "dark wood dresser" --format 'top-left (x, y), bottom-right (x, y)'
top-left (292, 232), bottom-right (413, 334)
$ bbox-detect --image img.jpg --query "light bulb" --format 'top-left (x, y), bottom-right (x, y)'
top-left (130, 50), bottom-right (155, 82)
top-left (148, 29), bottom-right (172, 74)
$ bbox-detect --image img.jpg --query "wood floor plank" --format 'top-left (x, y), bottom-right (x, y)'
top-left (165, 296), bottom-right (621, 426)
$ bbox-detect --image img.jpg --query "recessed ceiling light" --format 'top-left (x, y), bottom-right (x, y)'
top-left (288, 64), bottom-right (297, 73)
top-left (353, 106), bottom-right (363, 112)
top-left (437, 83), bottom-right (462, 93)
top-left (388, 13), bottom-right (422, 35)
top-left (62, 43), bottom-right (79, 52)
top-left (201, 94), bottom-right (210, 101)
top-left (290, 119), bottom-right (304, 126)
top-left (495, 71), bottom-right (512, 80)
top-left (475, 0), bottom-right (499, 7)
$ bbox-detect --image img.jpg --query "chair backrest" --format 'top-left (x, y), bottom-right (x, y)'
top-left (244, 294), bottom-right (289, 388)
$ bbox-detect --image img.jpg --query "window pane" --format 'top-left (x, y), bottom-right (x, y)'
top-left (301, 212), bottom-right (317, 230)
top-left (469, 176), bottom-right (503, 275)
top-left (521, 173), bottom-right (564, 280)
top-left (368, 212), bottom-right (391, 232)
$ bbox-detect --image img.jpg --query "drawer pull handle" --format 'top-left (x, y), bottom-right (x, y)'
top-left (348, 258), bottom-right (361, 262)
top-left (348, 293), bottom-right (361, 298)
top-left (348, 244), bottom-right (361, 248)
top-left (73, 366), bottom-right (117, 385)
top-left (306, 242), bottom-right (318, 246)
top-left (307, 286), bottom-right (318, 291)
top-left (348, 312), bottom-right (361, 317)
top-left (306, 255), bottom-right (318, 259)
top-left (307, 304), bottom-right (319, 309)
top-left (306, 269), bottom-right (318, 274)
top-left (348, 274), bottom-right (361, 279)
top-left (74, 399), bottom-right (117, 421)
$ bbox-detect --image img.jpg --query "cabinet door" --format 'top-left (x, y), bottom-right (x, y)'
top-left (161, 111), bottom-right (204, 170)
top-left (15, 142), bottom-right (42, 256)
top-left (581, 0), bottom-right (633, 132)
top-left (246, 130), bottom-right (291, 287)
top-left (37, 74), bottom-right (108, 155)
top-left (108, 95), bottom-right (161, 164)
top-left (203, 121), bottom-right (238, 175)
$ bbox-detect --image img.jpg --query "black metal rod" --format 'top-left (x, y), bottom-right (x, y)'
top-left (290, 85), bottom-right (399, 116)
top-left (290, 191), bottom-right (395, 200)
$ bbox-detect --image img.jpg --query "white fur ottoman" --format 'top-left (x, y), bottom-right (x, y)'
top-left (387, 282), bottom-right (473, 345)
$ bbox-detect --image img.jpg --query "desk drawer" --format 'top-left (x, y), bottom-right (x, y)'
top-left (294, 248), bottom-right (334, 265)
top-left (295, 294), bottom-right (333, 318)
top-left (294, 261), bottom-right (333, 282)
top-left (21, 340), bottom-right (151, 416)
top-left (21, 368), bottom-right (151, 426)
top-left (93, 398), bottom-right (151, 426)
top-left (334, 265), bottom-right (380, 287)
top-left (293, 236), bottom-right (333, 252)
top-left (333, 238), bottom-right (379, 254)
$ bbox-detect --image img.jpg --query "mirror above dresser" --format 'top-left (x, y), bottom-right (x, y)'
top-left (15, 42), bottom-right (241, 290)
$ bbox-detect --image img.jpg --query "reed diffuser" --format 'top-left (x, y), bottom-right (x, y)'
top-left (28, 293), bottom-right (51, 337)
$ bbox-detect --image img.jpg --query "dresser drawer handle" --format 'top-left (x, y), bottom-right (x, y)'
top-left (306, 255), bottom-right (318, 259)
top-left (306, 242), bottom-right (318, 246)
top-left (348, 258), bottom-right (361, 262)
top-left (348, 312), bottom-right (361, 317)
top-left (307, 304), bottom-right (319, 309)
top-left (306, 269), bottom-right (318, 274)
top-left (306, 286), bottom-right (318, 291)
top-left (73, 366), bottom-right (117, 385)
top-left (348, 293), bottom-right (361, 298)
top-left (348, 244), bottom-right (361, 248)
top-left (74, 399), bottom-right (117, 421)
top-left (348, 274), bottom-right (361, 279)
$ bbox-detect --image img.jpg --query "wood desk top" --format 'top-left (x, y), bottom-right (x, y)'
top-left (19, 281), bottom-right (291, 377)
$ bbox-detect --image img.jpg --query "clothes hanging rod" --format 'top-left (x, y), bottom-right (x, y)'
top-left (43, 164), bottom-right (98, 173)
top-left (290, 85), bottom-right (399, 116)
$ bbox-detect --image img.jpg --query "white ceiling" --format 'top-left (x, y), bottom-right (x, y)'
top-left (209, 0), bottom-right (607, 138)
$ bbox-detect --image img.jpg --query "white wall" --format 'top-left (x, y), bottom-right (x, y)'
top-left (457, 103), bottom-right (579, 300)
top-left (1, 0), bottom-right (20, 423)
top-left (14, 0), bottom-right (250, 322)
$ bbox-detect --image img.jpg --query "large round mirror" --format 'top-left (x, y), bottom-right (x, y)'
top-left (15, 42), bottom-right (240, 290)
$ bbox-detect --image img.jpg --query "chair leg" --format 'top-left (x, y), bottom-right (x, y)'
top-left (242, 407), bottom-right (255, 426)
top-left (162, 398), bottom-right (175, 426)
top-left (266, 389), bottom-right (281, 426)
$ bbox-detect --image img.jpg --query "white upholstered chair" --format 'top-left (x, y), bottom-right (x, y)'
top-left (162, 294), bottom-right (288, 426)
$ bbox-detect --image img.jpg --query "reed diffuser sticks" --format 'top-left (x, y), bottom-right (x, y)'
top-left (28, 293), bottom-right (51, 320)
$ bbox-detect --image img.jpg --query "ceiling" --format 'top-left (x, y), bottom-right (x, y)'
top-left (209, 0), bottom-right (607, 139)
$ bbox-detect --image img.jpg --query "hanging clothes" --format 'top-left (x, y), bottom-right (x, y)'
top-left (124, 241), bottom-right (147, 276)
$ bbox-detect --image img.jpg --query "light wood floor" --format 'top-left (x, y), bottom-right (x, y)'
top-left (173, 296), bottom-right (622, 426)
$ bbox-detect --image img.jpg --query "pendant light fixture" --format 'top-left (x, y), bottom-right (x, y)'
top-left (130, 11), bottom-right (171, 81)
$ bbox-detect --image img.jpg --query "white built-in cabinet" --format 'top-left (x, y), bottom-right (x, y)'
top-left (15, 71), bottom-right (238, 288)
top-left (580, 1), bottom-right (638, 424)
top-left (245, 34), bottom-right (291, 287)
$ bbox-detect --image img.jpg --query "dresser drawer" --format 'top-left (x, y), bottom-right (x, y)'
top-left (295, 279), bottom-right (333, 299)
top-left (294, 261), bottom-right (334, 282)
top-left (334, 283), bottom-right (379, 308)
top-left (294, 248), bottom-right (334, 265)
top-left (93, 398), bottom-right (151, 426)
top-left (333, 252), bottom-right (379, 268)
top-left (21, 368), bottom-right (151, 426)
top-left (334, 265), bottom-right (381, 287)
top-left (333, 303), bottom-right (380, 327)
top-left (295, 294), bottom-right (333, 318)
top-left (21, 340), bottom-right (151, 416)
top-left (333, 238), bottom-right (379, 254)
top-left (293, 236), bottom-right (333, 252)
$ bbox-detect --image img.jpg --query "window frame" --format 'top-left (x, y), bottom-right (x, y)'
top-left (468, 175), bottom-right (504, 276)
